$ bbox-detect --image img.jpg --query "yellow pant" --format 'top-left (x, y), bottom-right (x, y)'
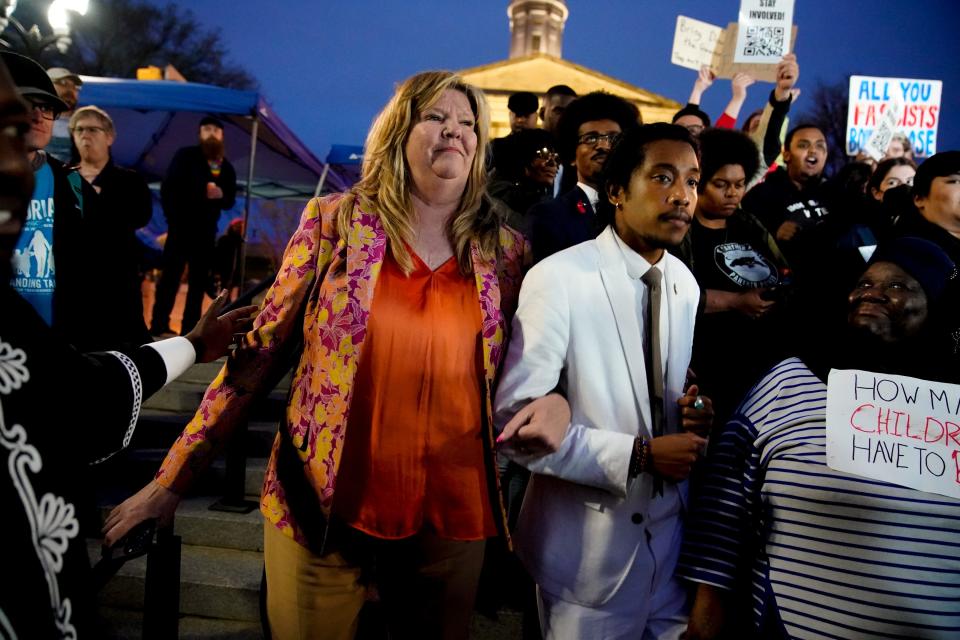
top-left (262, 520), bottom-right (485, 640)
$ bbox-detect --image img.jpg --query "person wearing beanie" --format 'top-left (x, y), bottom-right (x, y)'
top-left (151, 115), bottom-right (237, 336)
top-left (681, 236), bottom-right (959, 640)
top-left (507, 90), bottom-right (539, 133)
top-left (894, 150), bottom-right (960, 264)
top-left (1, 51), bottom-right (103, 347)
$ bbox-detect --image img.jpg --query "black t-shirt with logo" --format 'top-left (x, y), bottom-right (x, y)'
top-left (690, 222), bottom-right (780, 293)
top-left (688, 218), bottom-right (787, 422)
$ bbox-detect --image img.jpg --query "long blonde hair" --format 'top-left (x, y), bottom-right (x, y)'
top-left (336, 70), bottom-right (500, 274)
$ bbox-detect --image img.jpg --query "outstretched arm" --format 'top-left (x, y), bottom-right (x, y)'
top-left (688, 65), bottom-right (716, 106)
top-left (717, 73), bottom-right (756, 128)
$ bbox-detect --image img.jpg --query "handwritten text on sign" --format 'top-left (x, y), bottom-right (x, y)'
top-left (671, 16), bottom-right (725, 72)
top-left (846, 75), bottom-right (942, 158)
top-left (826, 369), bottom-right (960, 500)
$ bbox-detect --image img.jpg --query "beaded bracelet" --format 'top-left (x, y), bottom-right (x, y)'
top-left (629, 436), bottom-right (650, 477)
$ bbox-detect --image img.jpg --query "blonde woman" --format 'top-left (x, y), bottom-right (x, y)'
top-left (103, 71), bottom-right (554, 639)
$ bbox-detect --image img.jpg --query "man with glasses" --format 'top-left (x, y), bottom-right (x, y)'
top-left (46, 66), bottom-right (83, 163)
top-left (1, 51), bottom-right (93, 345)
top-left (528, 92), bottom-right (640, 262)
top-left (70, 105), bottom-right (154, 350)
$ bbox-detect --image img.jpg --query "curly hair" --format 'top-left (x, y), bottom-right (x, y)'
top-left (599, 123), bottom-right (699, 226)
top-left (697, 127), bottom-right (761, 189)
top-left (556, 92), bottom-right (641, 165)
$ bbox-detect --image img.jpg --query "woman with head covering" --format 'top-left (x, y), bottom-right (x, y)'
top-left (679, 236), bottom-right (960, 639)
top-left (104, 70), bottom-right (539, 639)
top-left (673, 126), bottom-right (789, 424)
top-left (487, 127), bottom-right (559, 237)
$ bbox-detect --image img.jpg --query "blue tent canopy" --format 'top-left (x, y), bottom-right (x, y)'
top-left (76, 76), bottom-right (350, 198)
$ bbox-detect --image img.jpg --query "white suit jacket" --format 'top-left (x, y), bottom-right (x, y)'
top-left (494, 226), bottom-right (700, 607)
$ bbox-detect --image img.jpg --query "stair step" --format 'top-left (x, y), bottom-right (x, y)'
top-left (129, 410), bottom-right (278, 456)
top-left (142, 384), bottom-right (289, 421)
top-left (91, 540), bottom-right (263, 622)
top-left (96, 606), bottom-right (263, 639)
top-left (94, 454), bottom-right (267, 501)
top-left (98, 495), bottom-right (264, 552)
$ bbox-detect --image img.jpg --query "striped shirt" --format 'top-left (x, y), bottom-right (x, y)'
top-left (678, 358), bottom-right (960, 639)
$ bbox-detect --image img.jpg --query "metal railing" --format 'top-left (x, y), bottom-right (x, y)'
top-left (211, 271), bottom-right (278, 515)
top-left (93, 519), bottom-right (181, 639)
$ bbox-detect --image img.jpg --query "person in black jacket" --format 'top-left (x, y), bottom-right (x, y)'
top-left (528, 91), bottom-right (640, 262)
top-left (0, 54), bottom-right (257, 640)
top-left (895, 150), bottom-right (960, 264)
top-left (740, 122), bottom-right (831, 280)
top-left (70, 105), bottom-right (154, 350)
top-left (150, 116), bottom-right (237, 336)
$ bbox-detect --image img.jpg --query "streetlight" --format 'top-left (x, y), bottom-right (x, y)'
top-left (0, 0), bottom-right (90, 58)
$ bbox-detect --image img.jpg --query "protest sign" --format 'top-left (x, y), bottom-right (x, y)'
top-left (826, 369), bottom-right (960, 500)
top-left (715, 22), bottom-right (797, 82)
top-left (846, 75), bottom-right (942, 158)
top-left (733, 0), bottom-right (794, 64)
top-left (671, 15), bottom-right (725, 72)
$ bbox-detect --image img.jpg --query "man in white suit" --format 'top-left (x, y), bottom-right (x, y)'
top-left (495, 123), bottom-right (712, 639)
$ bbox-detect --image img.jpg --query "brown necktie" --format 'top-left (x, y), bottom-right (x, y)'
top-left (641, 267), bottom-right (665, 437)
top-left (641, 267), bottom-right (665, 496)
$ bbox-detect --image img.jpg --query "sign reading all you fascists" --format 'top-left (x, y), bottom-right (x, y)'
top-left (846, 75), bottom-right (942, 158)
top-left (826, 369), bottom-right (960, 500)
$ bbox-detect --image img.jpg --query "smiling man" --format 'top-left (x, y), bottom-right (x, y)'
top-left (495, 124), bottom-right (713, 639)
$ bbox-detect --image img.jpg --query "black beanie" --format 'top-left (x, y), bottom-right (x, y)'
top-left (869, 236), bottom-right (956, 302)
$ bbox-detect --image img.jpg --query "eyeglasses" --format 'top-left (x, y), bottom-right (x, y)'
top-left (72, 125), bottom-right (107, 135)
top-left (534, 148), bottom-right (560, 166)
top-left (27, 101), bottom-right (57, 121)
top-left (577, 132), bottom-right (621, 147)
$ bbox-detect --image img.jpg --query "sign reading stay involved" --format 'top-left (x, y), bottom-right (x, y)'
top-left (733, 0), bottom-right (795, 64)
top-left (826, 369), bottom-right (960, 500)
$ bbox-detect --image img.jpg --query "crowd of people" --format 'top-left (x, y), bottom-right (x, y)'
top-left (1, 45), bottom-right (958, 640)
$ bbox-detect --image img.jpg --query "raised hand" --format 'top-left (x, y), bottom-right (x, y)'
top-left (185, 291), bottom-right (258, 363)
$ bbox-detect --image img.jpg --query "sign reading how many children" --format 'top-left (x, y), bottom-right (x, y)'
top-left (826, 369), bottom-right (960, 500)
top-left (846, 75), bottom-right (942, 158)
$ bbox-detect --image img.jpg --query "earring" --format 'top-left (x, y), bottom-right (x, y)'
top-left (615, 202), bottom-right (622, 210)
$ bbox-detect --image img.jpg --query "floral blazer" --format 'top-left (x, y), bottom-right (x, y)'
top-left (156, 194), bottom-right (529, 548)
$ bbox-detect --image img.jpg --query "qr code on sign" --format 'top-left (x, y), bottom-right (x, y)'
top-left (743, 26), bottom-right (784, 57)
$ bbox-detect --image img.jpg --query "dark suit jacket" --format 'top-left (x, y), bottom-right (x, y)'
top-left (529, 186), bottom-right (608, 263)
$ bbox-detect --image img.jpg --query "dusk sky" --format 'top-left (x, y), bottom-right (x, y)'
top-left (170, 1), bottom-right (959, 162)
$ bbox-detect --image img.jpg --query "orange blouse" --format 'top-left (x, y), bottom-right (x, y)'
top-left (332, 248), bottom-right (497, 540)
